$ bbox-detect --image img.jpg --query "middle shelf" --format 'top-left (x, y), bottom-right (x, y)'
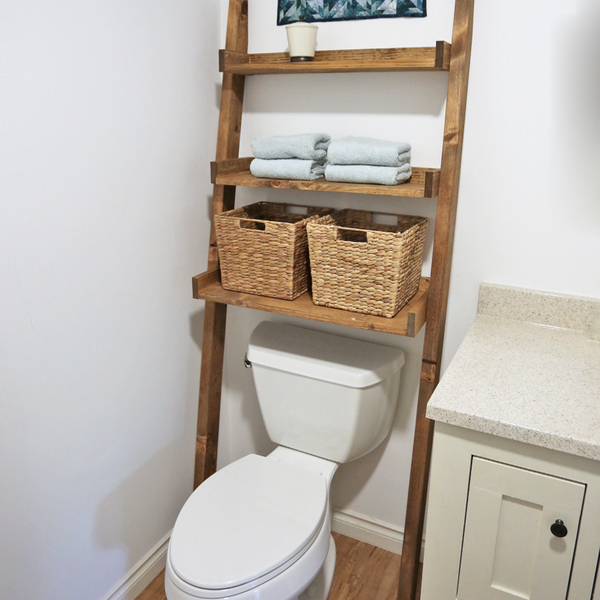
top-left (193, 269), bottom-right (430, 338)
top-left (212, 158), bottom-right (440, 199)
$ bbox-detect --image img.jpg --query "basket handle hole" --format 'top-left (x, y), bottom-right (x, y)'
top-left (240, 220), bottom-right (265, 231)
top-left (339, 229), bottom-right (368, 243)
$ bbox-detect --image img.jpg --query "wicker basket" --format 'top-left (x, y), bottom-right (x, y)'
top-left (307, 209), bottom-right (428, 318)
top-left (215, 202), bottom-right (332, 300)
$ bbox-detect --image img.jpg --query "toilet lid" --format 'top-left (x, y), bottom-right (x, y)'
top-left (169, 454), bottom-right (327, 591)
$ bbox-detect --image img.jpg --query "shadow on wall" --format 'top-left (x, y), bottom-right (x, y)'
top-left (189, 307), bottom-right (205, 352)
top-left (243, 71), bottom-right (448, 117)
top-left (217, 71), bottom-right (448, 116)
top-left (205, 194), bottom-right (214, 222)
top-left (191, 303), bottom-right (277, 469)
top-left (555, 0), bottom-right (600, 228)
top-left (331, 326), bottom-right (425, 509)
top-left (221, 308), bottom-right (279, 464)
top-left (94, 308), bottom-right (206, 584)
top-left (94, 436), bottom-right (191, 579)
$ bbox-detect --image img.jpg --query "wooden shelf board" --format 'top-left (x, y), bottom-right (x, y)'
top-left (211, 158), bottom-right (440, 199)
top-left (193, 270), bottom-right (429, 338)
top-left (220, 42), bottom-right (451, 75)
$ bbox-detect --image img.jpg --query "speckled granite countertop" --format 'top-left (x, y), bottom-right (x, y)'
top-left (427, 283), bottom-right (600, 461)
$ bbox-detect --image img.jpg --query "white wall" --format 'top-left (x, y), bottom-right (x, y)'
top-left (216, 0), bottom-right (600, 532)
top-left (2, 0), bottom-right (599, 598)
top-left (0, 2), bottom-right (219, 599)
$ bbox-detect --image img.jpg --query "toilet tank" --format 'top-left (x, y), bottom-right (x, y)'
top-left (247, 322), bottom-right (405, 464)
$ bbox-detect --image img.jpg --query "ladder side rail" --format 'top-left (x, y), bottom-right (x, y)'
top-left (194, 0), bottom-right (249, 489)
top-left (397, 0), bottom-right (475, 598)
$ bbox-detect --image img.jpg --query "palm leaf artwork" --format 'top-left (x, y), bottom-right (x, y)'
top-left (278, 0), bottom-right (426, 25)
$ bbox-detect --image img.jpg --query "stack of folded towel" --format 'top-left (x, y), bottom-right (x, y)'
top-left (250, 133), bottom-right (331, 181)
top-left (325, 137), bottom-right (412, 186)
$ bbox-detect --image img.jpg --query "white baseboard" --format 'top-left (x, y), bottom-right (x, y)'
top-left (100, 530), bottom-right (171, 600)
top-left (332, 508), bottom-right (425, 561)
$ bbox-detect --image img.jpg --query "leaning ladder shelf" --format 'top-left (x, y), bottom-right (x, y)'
top-left (192, 3), bottom-right (474, 600)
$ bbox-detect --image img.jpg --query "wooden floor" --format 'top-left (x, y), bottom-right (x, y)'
top-left (137, 533), bottom-right (421, 600)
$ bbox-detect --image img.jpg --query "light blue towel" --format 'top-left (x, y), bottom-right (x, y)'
top-left (325, 163), bottom-right (412, 186)
top-left (250, 158), bottom-right (326, 181)
top-left (328, 136), bottom-right (411, 167)
top-left (251, 133), bottom-right (331, 161)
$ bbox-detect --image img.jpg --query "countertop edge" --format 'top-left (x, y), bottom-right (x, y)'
top-left (426, 405), bottom-right (600, 463)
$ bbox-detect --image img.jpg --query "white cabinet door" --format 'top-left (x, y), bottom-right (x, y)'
top-left (457, 457), bottom-right (586, 600)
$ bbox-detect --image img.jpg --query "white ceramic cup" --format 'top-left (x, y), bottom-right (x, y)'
top-left (286, 22), bottom-right (318, 62)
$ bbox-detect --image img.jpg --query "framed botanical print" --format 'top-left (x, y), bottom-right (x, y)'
top-left (278, 0), bottom-right (426, 26)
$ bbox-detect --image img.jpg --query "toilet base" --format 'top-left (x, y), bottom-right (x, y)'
top-left (298, 535), bottom-right (336, 600)
top-left (165, 534), bottom-right (336, 600)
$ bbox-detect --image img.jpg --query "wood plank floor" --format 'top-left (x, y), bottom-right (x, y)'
top-left (136, 533), bottom-right (421, 600)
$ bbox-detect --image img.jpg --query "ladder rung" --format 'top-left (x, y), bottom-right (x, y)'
top-left (193, 269), bottom-right (430, 338)
top-left (211, 158), bottom-right (440, 199)
top-left (220, 42), bottom-right (451, 75)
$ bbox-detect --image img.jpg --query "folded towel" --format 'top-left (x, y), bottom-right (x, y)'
top-left (328, 136), bottom-right (411, 167)
top-left (325, 163), bottom-right (412, 186)
top-left (250, 158), bottom-right (326, 181)
top-left (251, 133), bottom-right (331, 161)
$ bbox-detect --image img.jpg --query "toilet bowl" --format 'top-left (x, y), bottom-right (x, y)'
top-left (165, 449), bottom-right (338, 600)
top-left (166, 323), bottom-right (405, 600)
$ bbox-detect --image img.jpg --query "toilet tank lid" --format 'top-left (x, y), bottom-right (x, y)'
top-left (247, 322), bottom-right (405, 388)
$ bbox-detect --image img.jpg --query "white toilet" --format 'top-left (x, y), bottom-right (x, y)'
top-left (165, 322), bottom-right (405, 600)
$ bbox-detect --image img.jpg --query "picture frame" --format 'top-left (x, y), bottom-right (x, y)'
top-left (278, 0), bottom-right (426, 26)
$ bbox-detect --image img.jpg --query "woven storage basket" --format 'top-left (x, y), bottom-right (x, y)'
top-left (307, 209), bottom-right (428, 318)
top-left (215, 202), bottom-right (332, 300)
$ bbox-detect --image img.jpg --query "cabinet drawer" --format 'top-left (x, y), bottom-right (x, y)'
top-left (458, 457), bottom-right (586, 600)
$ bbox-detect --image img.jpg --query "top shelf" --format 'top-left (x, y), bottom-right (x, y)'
top-left (220, 41), bottom-right (451, 75)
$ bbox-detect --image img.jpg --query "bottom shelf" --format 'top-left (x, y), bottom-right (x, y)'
top-left (192, 270), bottom-right (429, 338)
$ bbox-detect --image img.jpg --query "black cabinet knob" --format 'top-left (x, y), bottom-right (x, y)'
top-left (551, 519), bottom-right (568, 538)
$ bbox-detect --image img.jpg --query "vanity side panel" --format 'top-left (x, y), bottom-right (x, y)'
top-left (593, 555), bottom-right (600, 600)
top-left (420, 424), bottom-right (473, 600)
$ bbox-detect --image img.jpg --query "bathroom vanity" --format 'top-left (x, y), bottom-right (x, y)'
top-left (420, 283), bottom-right (600, 600)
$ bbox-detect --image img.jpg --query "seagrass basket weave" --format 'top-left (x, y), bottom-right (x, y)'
top-left (215, 202), bottom-right (332, 300)
top-left (306, 209), bottom-right (428, 318)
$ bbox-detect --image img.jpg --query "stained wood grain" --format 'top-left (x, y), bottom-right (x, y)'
top-left (397, 0), bottom-right (475, 599)
top-left (135, 533), bottom-right (419, 600)
top-left (195, 0), bottom-right (248, 489)
top-left (329, 533), bottom-right (423, 600)
top-left (193, 271), bottom-right (429, 338)
top-left (211, 159), bottom-right (440, 199)
top-left (135, 570), bottom-right (167, 600)
top-left (219, 43), bottom-right (451, 75)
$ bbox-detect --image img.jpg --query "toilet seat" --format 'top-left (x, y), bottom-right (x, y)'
top-left (168, 454), bottom-right (328, 598)
top-left (165, 519), bottom-right (333, 600)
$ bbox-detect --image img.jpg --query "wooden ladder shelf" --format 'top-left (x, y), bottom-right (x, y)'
top-left (192, 2), bottom-right (474, 599)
